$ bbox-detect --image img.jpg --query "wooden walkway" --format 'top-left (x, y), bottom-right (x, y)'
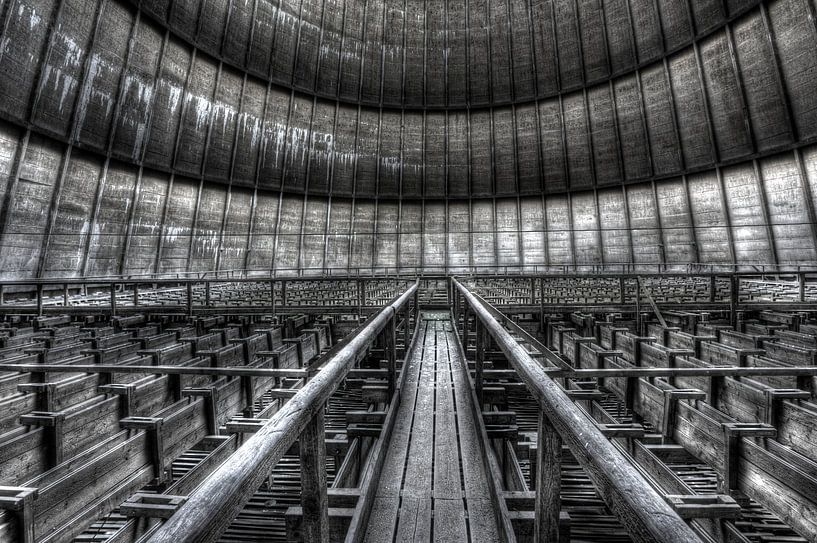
top-left (364, 311), bottom-right (500, 542)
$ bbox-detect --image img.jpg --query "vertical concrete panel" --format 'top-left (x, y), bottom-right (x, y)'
top-left (270, 0), bottom-right (300, 87)
top-left (338, 0), bottom-right (363, 101)
top-left (361, 0), bottom-right (386, 104)
top-left (642, 65), bottom-right (683, 175)
top-left (232, 78), bottom-right (265, 186)
top-left (143, 38), bottom-right (190, 170)
top-left (802, 146), bottom-right (817, 221)
top-left (0, 0), bottom-right (57, 121)
top-left (326, 197), bottom-right (351, 272)
top-left (402, 112), bottom-right (423, 197)
top-left (309, 100), bottom-right (335, 194)
top-left (399, 202), bottom-right (422, 268)
top-left (403, 0), bottom-right (425, 106)
top-left (614, 76), bottom-right (651, 180)
top-left (588, 85), bottom-right (621, 186)
top-left (722, 164), bottom-right (774, 264)
top-left (571, 191), bottom-right (601, 266)
top-left (554, 0), bottom-right (582, 89)
top-left (545, 195), bottom-right (571, 265)
top-left (0, 136), bottom-right (61, 279)
top-left (318, 0), bottom-right (342, 95)
top-left (174, 55), bottom-right (217, 176)
top-left (204, 68), bottom-right (241, 181)
top-left (189, 183), bottom-right (226, 272)
top-left (142, 0), bottom-right (170, 22)
top-left (274, 194), bottom-right (303, 274)
top-left (423, 201), bottom-right (445, 269)
top-left (378, 111), bottom-right (402, 197)
top-left (123, 170), bottom-right (169, 275)
top-left (493, 108), bottom-right (516, 196)
top-left (258, 87), bottom-right (290, 190)
top-left (197, 0), bottom-right (228, 52)
top-left (220, 188), bottom-right (253, 271)
top-left (768, 0), bottom-right (817, 139)
top-left (246, 191), bottom-right (279, 270)
top-left (294, 0), bottom-right (322, 91)
top-left (31, 0), bottom-right (96, 138)
top-left (489, 0), bottom-right (512, 102)
top-left (687, 171), bottom-right (731, 264)
top-left (577, 0), bottom-right (608, 83)
top-left (732, 12), bottom-right (793, 152)
top-left (158, 178), bottom-right (197, 274)
top-left (301, 197), bottom-right (327, 274)
top-left (42, 152), bottom-right (101, 277)
top-left (699, 33), bottom-right (752, 161)
top-left (597, 188), bottom-right (631, 265)
top-left (355, 108), bottom-right (379, 196)
top-left (515, 104), bottom-right (541, 193)
top-left (375, 200), bottom-right (399, 269)
top-left (169, 0), bottom-right (202, 41)
top-left (0, 122), bottom-right (23, 215)
top-left (495, 198), bottom-right (520, 266)
top-left (471, 199), bottom-right (496, 270)
top-left (447, 112), bottom-right (469, 197)
top-left (383, 0), bottom-right (406, 104)
top-left (283, 94), bottom-right (312, 191)
top-left (248, 0), bottom-right (275, 77)
top-left (628, 0), bottom-right (662, 62)
top-left (604, 0), bottom-right (636, 74)
top-left (447, 0), bottom-right (467, 106)
top-left (760, 154), bottom-right (817, 263)
top-left (425, 0), bottom-right (446, 106)
top-left (447, 200), bottom-right (470, 271)
top-left (669, 50), bottom-right (714, 168)
top-left (626, 183), bottom-right (662, 266)
top-left (86, 163), bottom-right (136, 276)
top-left (468, 0), bottom-right (491, 105)
top-left (424, 113), bottom-right (446, 197)
top-left (519, 197), bottom-right (545, 270)
top-left (111, 19), bottom-right (163, 163)
top-left (74, 1), bottom-right (133, 151)
top-left (510, 0), bottom-right (534, 100)
top-left (331, 105), bottom-right (357, 196)
top-left (350, 200), bottom-right (375, 271)
top-left (539, 98), bottom-right (567, 192)
top-left (223, 0), bottom-right (253, 68)
top-left (656, 178), bottom-right (696, 266)
top-left (689, 0), bottom-right (724, 34)
top-left (469, 111), bottom-right (492, 196)
top-left (656, 0), bottom-right (692, 50)
top-left (563, 93), bottom-right (592, 189)
top-left (530, 0), bottom-right (558, 96)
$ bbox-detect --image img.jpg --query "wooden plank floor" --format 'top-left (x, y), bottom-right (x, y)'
top-left (364, 311), bottom-right (501, 543)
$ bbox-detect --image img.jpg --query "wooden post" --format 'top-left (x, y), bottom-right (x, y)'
top-left (299, 409), bottom-right (329, 542)
top-left (133, 283), bottom-right (139, 307)
top-left (36, 284), bottom-right (44, 317)
top-left (730, 275), bottom-right (739, 329)
top-left (799, 272), bottom-right (806, 302)
top-left (63, 283), bottom-right (69, 307)
top-left (205, 281), bottom-right (211, 307)
top-left (535, 412), bottom-right (561, 543)
top-left (186, 282), bottom-right (194, 318)
top-left (110, 283), bottom-right (117, 317)
top-left (384, 317), bottom-right (397, 397)
top-left (475, 319), bottom-right (485, 405)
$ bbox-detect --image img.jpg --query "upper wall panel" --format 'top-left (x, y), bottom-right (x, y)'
top-left (130, 0), bottom-right (762, 108)
top-left (0, 0), bottom-right (815, 199)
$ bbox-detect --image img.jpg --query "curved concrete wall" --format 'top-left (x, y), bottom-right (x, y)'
top-left (0, 0), bottom-right (816, 277)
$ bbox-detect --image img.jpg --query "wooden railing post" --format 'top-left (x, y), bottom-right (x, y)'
top-left (133, 283), bottom-right (139, 307)
top-left (63, 283), bottom-right (69, 307)
top-left (535, 412), bottom-right (561, 543)
top-left (186, 283), bottom-right (193, 318)
top-left (299, 408), bottom-right (329, 542)
top-left (36, 284), bottom-right (43, 317)
top-left (475, 318), bottom-right (485, 406)
top-left (110, 283), bottom-right (117, 317)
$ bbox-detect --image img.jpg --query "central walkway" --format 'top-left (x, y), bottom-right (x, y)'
top-left (364, 311), bottom-right (501, 542)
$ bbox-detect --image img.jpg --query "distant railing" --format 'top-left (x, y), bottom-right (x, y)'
top-left (451, 278), bottom-right (703, 543)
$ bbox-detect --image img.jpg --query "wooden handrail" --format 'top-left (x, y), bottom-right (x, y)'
top-left (452, 278), bottom-right (703, 543)
top-left (146, 281), bottom-right (418, 543)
